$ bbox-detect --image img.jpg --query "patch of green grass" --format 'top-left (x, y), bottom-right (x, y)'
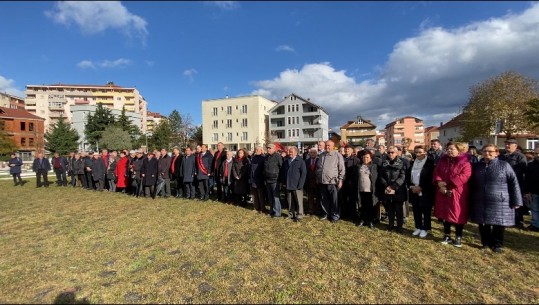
top-left (0, 179), bottom-right (538, 303)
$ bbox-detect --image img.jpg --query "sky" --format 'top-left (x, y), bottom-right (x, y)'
top-left (1, 1), bottom-right (539, 132)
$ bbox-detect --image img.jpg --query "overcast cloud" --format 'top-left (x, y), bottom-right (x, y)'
top-left (252, 3), bottom-right (539, 131)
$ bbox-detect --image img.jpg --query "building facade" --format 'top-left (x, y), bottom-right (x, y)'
top-left (424, 126), bottom-right (440, 147)
top-left (340, 115), bottom-right (377, 147)
top-left (24, 82), bottom-right (148, 133)
top-left (202, 95), bottom-right (277, 151)
top-left (0, 92), bottom-right (25, 110)
top-left (384, 116), bottom-right (425, 151)
top-left (0, 106), bottom-right (45, 160)
top-left (70, 104), bottom-right (142, 152)
top-left (146, 111), bottom-right (165, 133)
top-left (268, 93), bottom-right (329, 149)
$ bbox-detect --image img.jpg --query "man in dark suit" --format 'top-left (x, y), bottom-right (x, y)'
top-left (90, 152), bottom-right (106, 191)
top-left (280, 146), bottom-right (307, 221)
top-left (196, 144), bottom-right (213, 201)
top-left (170, 146), bottom-right (183, 198)
top-left (32, 152), bottom-right (51, 187)
top-left (51, 152), bottom-right (69, 186)
top-left (211, 142), bottom-right (227, 201)
top-left (304, 148), bottom-right (319, 216)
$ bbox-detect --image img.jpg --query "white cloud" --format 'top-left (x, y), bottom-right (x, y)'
top-left (145, 60), bottom-right (155, 67)
top-left (183, 69), bottom-right (198, 82)
top-left (0, 75), bottom-right (24, 98)
top-left (275, 45), bottom-right (295, 52)
top-left (77, 58), bottom-right (132, 69)
top-left (206, 1), bottom-right (239, 10)
top-left (251, 3), bottom-right (539, 130)
top-left (45, 1), bottom-right (148, 44)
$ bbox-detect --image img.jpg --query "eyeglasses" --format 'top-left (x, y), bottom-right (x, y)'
top-left (387, 151), bottom-right (396, 154)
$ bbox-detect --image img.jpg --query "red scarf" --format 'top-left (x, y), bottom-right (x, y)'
top-left (310, 158), bottom-right (316, 171)
top-left (196, 152), bottom-right (208, 175)
top-left (224, 160), bottom-right (229, 178)
top-left (171, 155), bottom-right (179, 174)
top-left (214, 150), bottom-right (223, 171)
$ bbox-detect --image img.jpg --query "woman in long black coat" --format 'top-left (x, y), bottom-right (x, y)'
top-left (377, 146), bottom-right (407, 233)
top-left (232, 149), bottom-right (250, 206)
top-left (470, 144), bottom-right (523, 253)
top-left (406, 145), bottom-right (435, 238)
top-left (141, 152), bottom-right (159, 199)
top-left (72, 153), bottom-right (85, 187)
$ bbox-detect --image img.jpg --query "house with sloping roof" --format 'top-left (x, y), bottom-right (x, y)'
top-left (0, 106), bottom-right (45, 160)
top-left (340, 115), bottom-right (376, 147)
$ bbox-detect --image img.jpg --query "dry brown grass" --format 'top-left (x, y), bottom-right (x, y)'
top-left (0, 179), bottom-right (538, 304)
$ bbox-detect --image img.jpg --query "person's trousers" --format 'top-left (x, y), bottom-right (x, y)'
top-left (266, 182), bottom-right (282, 216)
top-left (161, 178), bottom-right (171, 197)
top-left (286, 189), bottom-right (304, 219)
top-left (443, 221), bottom-right (464, 237)
top-left (320, 184), bottom-right (339, 221)
top-left (94, 179), bottom-right (104, 191)
top-left (69, 172), bottom-right (76, 186)
top-left (223, 183), bottom-right (232, 202)
top-left (305, 186), bottom-right (320, 215)
top-left (54, 168), bottom-right (67, 186)
top-left (184, 182), bottom-right (195, 199)
top-left (530, 194), bottom-right (539, 228)
top-left (198, 179), bottom-right (209, 199)
top-left (208, 176), bottom-right (214, 195)
top-left (12, 173), bottom-right (22, 185)
top-left (85, 172), bottom-right (94, 189)
top-left (342, 185), bottom-right (358, 220)
top-left (77, 174), bottom-right (85, 188)
top-left (410, 197), bottom-right (432, 230)
top-left (251, 186), bottom-right (266, 211)
top-left (36, 170), bottom-right (49, 187)
top-left (174, 177), bottom-right (183, 197)
top-left (359, 192), bottom-right (375, 223)
top-left (478, 224), bottom-right (505, 248)
top-left (215, 179), bottom-right (223, 201)
top-left (109, 179), bottom-right (116, 192)
top-left (144, 185), bottom-right (155, 198)
top-left (385, 198), bottom-right (404, 228)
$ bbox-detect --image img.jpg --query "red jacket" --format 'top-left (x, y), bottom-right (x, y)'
top-left (432, 153), bottom-right (472, 225)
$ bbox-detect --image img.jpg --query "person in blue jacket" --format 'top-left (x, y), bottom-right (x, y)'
top-left (8, 152), bottom-right (23, 186)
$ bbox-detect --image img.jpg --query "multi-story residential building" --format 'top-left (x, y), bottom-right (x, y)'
top-left (70, 104), bottom-right (142, 152)
top-left (202, 95), bottom-right (277, 151)
top-left (328, 129), bottom-right (341, 147)
top-left (24, 82), bottom-right (148, 133)
top-left (438, 114), bottom-right (464, 146)
top-left (424, 126), bottom-right (440, 146)
top-left (147, 111), bottom-right (165, 133)
top-left (269, 93), bottom-right (329, 149)
top-left (0, 92), bottom-right (25, 109)
top-left (384, 116), bottom-right (425, 151)
top-left (0, 106), bottom-right (45, 160)
top-left (340, 115), bottom-right (376, 147)
top-left (376, 131), bottom-right (386, 147)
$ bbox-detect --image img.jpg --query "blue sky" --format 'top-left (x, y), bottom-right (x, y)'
top-left (1, 1), bottom-right (539, 131)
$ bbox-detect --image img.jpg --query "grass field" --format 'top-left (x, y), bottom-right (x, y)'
top-left (1, 179), bottom-right (538, 304)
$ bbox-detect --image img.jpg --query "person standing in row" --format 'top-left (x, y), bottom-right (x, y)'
top-left (250, 145), bottom-right (266, 213)
top-left (106, 153), bottom-right (118, 192)
top-left (181, 147), bottom-right (197, 199)
top-left (499, 138), bottom-right (527, 230)
top-left (67, 151), bottom-right (76, 187)
top-left (8, 152), bottom-right (23, 186)
top-left (196, 144), bottom-right (212, 201)
top-left (115, 151), bottom-right (129, 193)
top-left (158, 147), bottom-right (172, 198)
top-left (433, 142), bottom-right (471, 247)
top-left (316, 140), bottom-right (345, 223)
top-left (470, 144), bottom-right (523, 253)
top-left (211, 142), bottom-right (227, 201)
top-left (407, 145), bottom-right (435, 238)
top-left (90, 152), bottom-right (106, 191)
top-left (232, 148), bottom-right (250, 206)
top-left (304, 148), bottom-right (319, 216)
top-left (220, 151), bottom-right (234, 203)
top-left (131, 151), bottom-right (144, 197)
top-left (357, 150), bottom-right (378, 228)
top-left (141, 151), bottom-right (159, 199)
top-left (264, 144), bottom-right (283, 218)
top-left (281, 146), bottom-right (306, 221)
top-left (83, 151), bottom-right (94, 190)
top-left (51, 152), bottom-right (68, 187)
top-left (524, 147), bottom-right (539, 232)
top-left (32, 152), bottom-right (51, 188)
top-left (342, 146), bottom-right (360, 221)
top-left (378, 146), bottom-right (407, 232)
top-left (170, 146), bottom-right (183, 198)
top-left (72, 153), bottom-right (85, 187)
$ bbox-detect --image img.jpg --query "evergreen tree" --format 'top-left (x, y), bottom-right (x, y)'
top-left (44, 116), bottom-right (80, 155)
top-left (100, 125), bottom-right (132, 151)
top-left (0, 127), bottom-right (17, 156)
top-left (192, 125), bottom-right (203, 145)
top-left (115, 106), bottom-right (140, 145)
top-left (84, 103), bottom-right (115, 149)
top-left (149, 120), bottom-right (172, 150)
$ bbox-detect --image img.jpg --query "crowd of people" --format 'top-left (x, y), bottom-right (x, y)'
top-left (7, 137), bottom-right (539, 253)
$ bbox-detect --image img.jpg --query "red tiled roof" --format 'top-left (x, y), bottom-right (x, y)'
top-left (0, 106), bottom-right (45, 120)
top-left (424, 126), bottom-right (439, 133)
top-left (27, 83), bottom-right (132, 89)
top-left (439, 114), bottom-right (464, 129)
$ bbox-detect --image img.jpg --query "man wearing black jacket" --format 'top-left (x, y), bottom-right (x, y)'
top-left (211, 142), bottom-right (227, 201)
top-left (170, 146), bottom-right (183, 198)
top-left (264, 144), bottom-right (283, 217)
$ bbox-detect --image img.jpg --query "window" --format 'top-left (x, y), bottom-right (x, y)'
top-left (235, 105), bottom-right (238, 110)
top-left (288, 117), bottom-right (291, 125)
top-left (288, 129), bottom-right (291, 137)
top-left (297, 116), bottom-right (300, 124)
top-left (29, 138), bottom-right (34, 146)
top-left (212, 107), bottom-right (218, 116)
top-left (242, 118), bottom-right (248, 127)
top-left (241, 105), bottom-right (247, 113)
top-left (213, 133), bottom-right (219, 141)
top-left (296, 128), bottom-right (300, 137)
top-left (242, 132), bottom-right (248, 141)
top-left (227, 132), bottom-right (233, 141)
top-left (29, 123), bottom-right (34, 131)
top-left (117, 97), bottom-right (121, 101)
top-left (21, 137), bottom-right (26, 146)
top-left (226, 106), bottom-right (232, 115)
top-left (226, 119), bottom-right (232, 128)
top-left (20, 122), bottom-right (26, 131)
top-left (212, 120), bottom-right (218, 129)
top-left (296, 104), bottom-right (300, 112)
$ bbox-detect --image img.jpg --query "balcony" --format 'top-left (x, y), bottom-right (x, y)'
top-left (50, 111), bottom-right (65, 118)
top-left (97, 100), bottom-right (114, 105)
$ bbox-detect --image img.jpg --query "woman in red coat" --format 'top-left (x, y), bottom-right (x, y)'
top-left (433, 142), bottom-right (472, 248)
top-left (115, 151), bottom-right (129, 191)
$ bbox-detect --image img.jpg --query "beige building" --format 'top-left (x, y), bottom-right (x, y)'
top-left (385, 116), bottom-right (425, 151)
top-left (424, 126), bottom-right (440, 147)
top-left (202, 95), bottom-right (277, 151)
top-left (147, 111), bottom-right (165, 133)
top-left (0, 92), bottom-right (25, 110)
top-left (24, 82), bottom-right (148, 132)
top-left (340, 115), bottom-right (377, 146)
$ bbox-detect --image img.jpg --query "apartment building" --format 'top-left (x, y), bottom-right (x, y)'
top-left (268, 93), bottom-right (329, 148)
top-left (384, 116), bottom-right (425, 150)
top-left (424, 126), bottom-right (440, 147)
top-left (0, 92), bottom-right (25, 110)
top-left (147, 111), bottom-right (165, 133)
top-left (340, 115), bottom-right (377, 146)
top-left (24, 82), bottom-right (148, 133)
top-left (202, 95), bottom-right (277, 151)
top-left (0, 106), bottom-right (45, 160)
